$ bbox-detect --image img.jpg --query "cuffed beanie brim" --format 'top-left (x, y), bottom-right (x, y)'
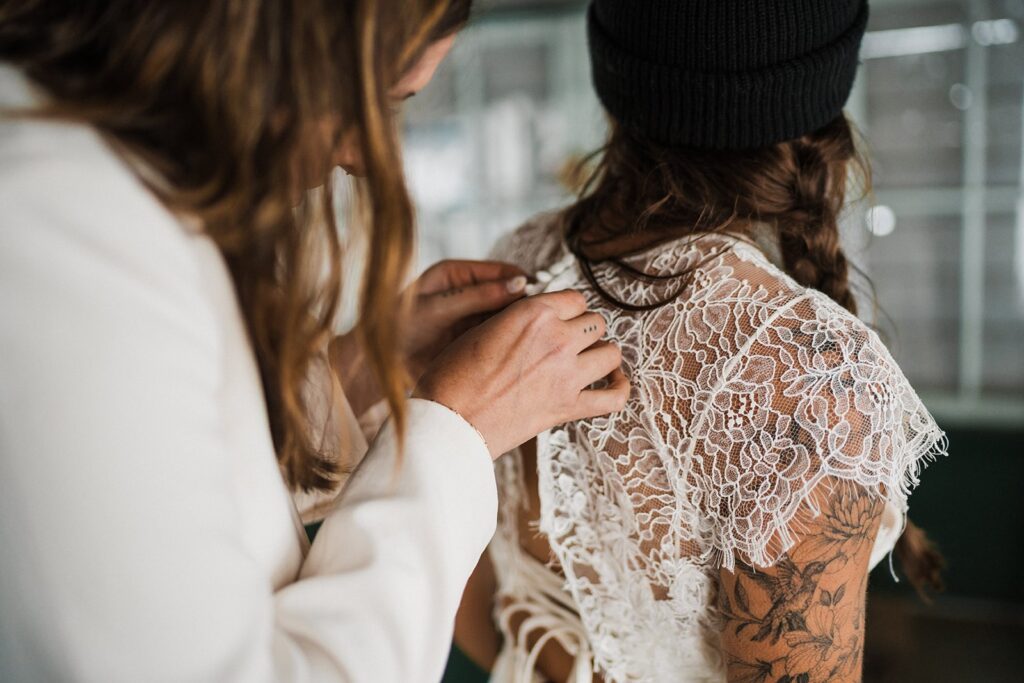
top-left (587, 1), bottom-right (869, 149)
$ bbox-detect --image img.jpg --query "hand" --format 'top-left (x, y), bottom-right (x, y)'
top-left (403, 259), bottom-right (529, 380)
top-left (414, 289), bottom-right (630, 459)
top-left (330, 260), bottom-right (528, 416)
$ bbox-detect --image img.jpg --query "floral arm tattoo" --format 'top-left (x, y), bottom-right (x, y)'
top-left (717, 479), bottom-right (885, 683)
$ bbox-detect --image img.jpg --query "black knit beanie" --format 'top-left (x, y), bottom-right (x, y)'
top-left (587, 0), bottom-right (870, 150)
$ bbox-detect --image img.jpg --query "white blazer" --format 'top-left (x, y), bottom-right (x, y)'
top-left (0, 65), bottom-right (497, 682)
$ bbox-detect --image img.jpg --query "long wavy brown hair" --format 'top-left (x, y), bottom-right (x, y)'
top-left (0, 0), bottom-right (470, 491)
top-left (565, 116), bottom-right (944, 599)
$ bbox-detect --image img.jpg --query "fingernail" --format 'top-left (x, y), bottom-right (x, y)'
top-left (506, 275), bottom-right (527, 293)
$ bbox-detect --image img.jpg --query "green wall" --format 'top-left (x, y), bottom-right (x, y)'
top-left (870, 424), bottom-right (1024, 602)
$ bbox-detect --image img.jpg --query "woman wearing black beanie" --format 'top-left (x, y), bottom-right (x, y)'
top-left (457, 1), bottom-right (946, 681)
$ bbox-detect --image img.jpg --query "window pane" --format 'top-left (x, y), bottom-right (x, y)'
top-left (863, 212), bottom-right (962, 392)
top-left (983, 211), bottom-right (1024, 394)
top-left (987, 38), bottom-right (1024, 187)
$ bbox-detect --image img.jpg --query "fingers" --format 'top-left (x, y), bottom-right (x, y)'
top-left (532, 289), bottom-right (588, 321)
top-left (571, 366), bottom-right (630, 421)
top-left (567, 311), bottom-right (606, 352)
top-left (447, 260), bottom-right (526, 285)
top-left (417, 259), bottom-right (527, 295)
top-left (577, 341), bottom-right (621, 385)
top-left (424, 276), bottom-right (527, 321)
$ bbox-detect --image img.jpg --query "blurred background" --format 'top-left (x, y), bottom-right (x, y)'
top-left (396, 1), bottom-right (1024, 680)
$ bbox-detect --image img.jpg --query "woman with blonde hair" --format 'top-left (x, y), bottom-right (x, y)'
top-left (0, 1), bottom-right (627, 680)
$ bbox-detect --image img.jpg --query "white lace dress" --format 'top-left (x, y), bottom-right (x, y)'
top-left (485, 213), bottom-right (946, 683)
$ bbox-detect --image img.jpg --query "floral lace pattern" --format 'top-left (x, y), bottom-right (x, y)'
top-left (487, 212), bottom-right (946, 683)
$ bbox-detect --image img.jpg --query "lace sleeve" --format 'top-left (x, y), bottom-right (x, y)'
top-left (688, 293), bottom-right (948, 571)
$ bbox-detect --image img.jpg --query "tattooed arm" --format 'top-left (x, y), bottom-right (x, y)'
top-left (717, 479), bottom-right (885, 683)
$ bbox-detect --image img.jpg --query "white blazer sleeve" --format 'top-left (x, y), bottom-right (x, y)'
top-left (0, 125), bottom-right (496, 682)
top-left (277, 400), bottom-right (496, 682)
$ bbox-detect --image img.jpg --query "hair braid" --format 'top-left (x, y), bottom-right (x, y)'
top-left (776, 120), bottom-right (946, 601)
top-left (776, 121), bottom-right (858, 315)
